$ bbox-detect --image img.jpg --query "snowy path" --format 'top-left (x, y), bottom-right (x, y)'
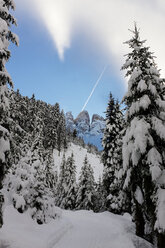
top-left (0, 206), bottom-right (153, 248)
top-left (47, 211), bottom-right (151, 248)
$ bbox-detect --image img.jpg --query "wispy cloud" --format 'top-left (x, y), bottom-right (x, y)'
top-left (16, 0), bottom-right (165, 76)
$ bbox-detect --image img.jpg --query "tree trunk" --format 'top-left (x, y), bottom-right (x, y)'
top-left (135, 202), bottom-right (145, 238)
top-left (0, 162), bottom-right (5, 228)
top-left (157, 232), bottom-right (165, 248)
top-left (0, 193), bottom-right (4, 228)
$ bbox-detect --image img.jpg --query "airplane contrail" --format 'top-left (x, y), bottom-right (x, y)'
top-left (81, 65), bottom-right (107, 112)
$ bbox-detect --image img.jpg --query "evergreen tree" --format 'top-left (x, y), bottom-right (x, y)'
top-left (93, 176), bottom-right (105, 212)
top-left (9, 90), bottom-right (27, 165)
top-left (44, 150), bottom-right (57, 191)
top-left (56, 153), bottom-right (77, 209)
top-left (5, 148), bottom-right (58, 224)
top-left (57, 110), bottom-right (67, 154)
top-left (0, 0), bottom-right (18, 227)
top-left (30, 158), bottom-right (58, 225)
top-left (53, 102), bottom-right (60, 129)
top-left (4, 151), bottom-right (35, 214)
top-left (61, 153), bottom-right (77, 209)
top-left (72, 129), bottom-right (77, 139)
top-left (102, 93), bottom-right (115, 172)
top-left (43, 103), bottom-right (57, 150)
top-left (26, 93), bottom-right (36, 133)
top-left (102, 94), bottom-right (124, 213)
top-left (121, 25), bottom-right (165, 246)
top-left (76, 155), bottom-right (95, 210)
top-left (56, 154), bottom-right (67, 206)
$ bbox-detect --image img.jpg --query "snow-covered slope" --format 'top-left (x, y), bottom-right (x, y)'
top-left (0, 205), bottom-right (153, 248)
top-left (66, 111), bottom-right (105, 150)
top-left (53, 143), bottom-right (103, 182)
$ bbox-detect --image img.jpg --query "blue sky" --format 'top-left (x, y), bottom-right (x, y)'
top-left (7, 0), bottom-right (165, 119)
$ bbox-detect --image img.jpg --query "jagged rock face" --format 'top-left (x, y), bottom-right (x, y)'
top-left (66, 111), bottom-right (74, 122)
top-left (75, 111), bottom-right (90, 125)
top-left (66, 111), bottom-right (105, 150)
top-left (92, 114), bottom-right (104, 123)
top-left (66, 112), bottom-right (76, 132)
top-left (90, 114), bottom-right (105, 136)
top-left (75, 111), bottom-right (90, 134)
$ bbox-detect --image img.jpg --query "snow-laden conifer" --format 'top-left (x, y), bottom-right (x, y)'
top-left (56, 154), bottom-right (67, 206)
top-left (57, 110), bottom-right (67, 153)
top-left (102, 94), bottom-right (124, 213)
top-left (0, 0), bottom-right (18, 227)
top-left (61, 153), bottom-right (77, 209)
top-left (76, 155), bottom-right (95, 210)
top-left (29, 158), bottom-right (59, 224)
top-left (56, 153), bottom-right (77, 209)
top-left (43, 103), bottom-right (58, 150)
top-left (4, 151), bottom-right (35, 213)
top-left (93, 176), bottom-right (105, 212)
top-left (5, 148), bottom-right (59, 224)
top-left (122, 25), bottom-right (165, 246)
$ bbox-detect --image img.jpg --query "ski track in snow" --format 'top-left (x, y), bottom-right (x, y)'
top-left (47, 222), bottom-right (73, 248)
top-left (0, 206), bottom-right (153, 248)
top-left (47, 211), bottom-right (135, 248)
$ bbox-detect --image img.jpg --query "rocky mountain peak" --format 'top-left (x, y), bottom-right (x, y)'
top-left (75, 111), bottom-right (90, 126)
top-left (66, 110), bottom-right (105, 150)
top-left (66, 111), bottom-right (74, 122)
top-left (92, 114), bottom-right (104, 123)
top-left (65, 112), bottom-right (76, 132)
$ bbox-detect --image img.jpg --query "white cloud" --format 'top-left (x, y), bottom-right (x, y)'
top-left (16, 0), bottom-right (165, 76)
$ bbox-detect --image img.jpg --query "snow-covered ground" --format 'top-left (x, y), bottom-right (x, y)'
top-left (0, 205), bottom-right (153, 248)
top-left (53, 143), bottom-right (103, 182)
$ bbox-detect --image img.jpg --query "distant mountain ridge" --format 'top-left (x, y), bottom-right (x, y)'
top-left (66, 111), bottom-right (105, 150)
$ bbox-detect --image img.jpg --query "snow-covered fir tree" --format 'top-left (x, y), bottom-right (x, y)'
top-left (4, 151), bottom-right (35, 214)
top-left (56, 154), bottom-right (67, 207)
top-left (29, 157), bottom-right (59, 225)
top-left (102, 93), bottom-right (115, 173)
top-left (93, 176), bottom-right (105, 212)
top-left (76, 155), bottom-right (95, 210)
top-left (57, 110), bottom-right (67, 154)
top-left (121, 25), bottom-right (165, 247)
top-left (5, 147), bottom-right (59, 224)
top-left (56, 153), bottom-right (77, 209)
top-left (61, 153), bottom-right (77, 209)
top-left (43, 103), bottom-right (57, 150)
top-left (0, 0), bottom-right (18, 227)
top-left (44, 150), bottom-right (57, 191)
top-left (102, 93), bottom-right (124, 213)
top-left (106, 101), bottom-right (127, 214)
top-left (9, 89), bottom-right (27, 165)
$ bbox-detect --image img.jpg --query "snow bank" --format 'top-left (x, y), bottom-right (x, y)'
top-left (0, 205), bottom-right (153, 248)
top-left (0, 205), bottom-right (70, 248)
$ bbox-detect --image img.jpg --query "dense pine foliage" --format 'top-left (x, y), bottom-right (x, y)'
top-left (102, 93), bottom-right (125, 213)
top-left (76, 156), bottom-right (95, 210)
top-left (0, 0), bottom-right (18, 227)
top-left (121, 26), bottom-right (165, 247)
top-left (100, 26), bottom-right (165, 248)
